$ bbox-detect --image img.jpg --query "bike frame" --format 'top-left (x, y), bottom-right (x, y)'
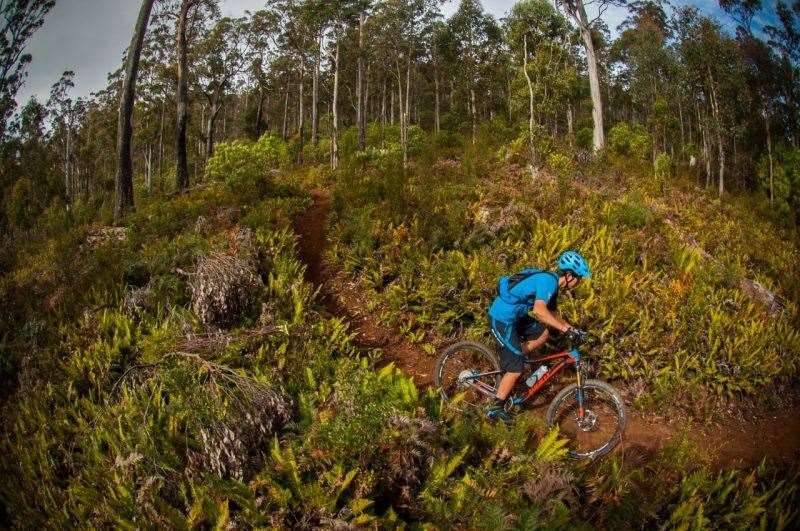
top-left (465, 348), bottom-right (586, 417)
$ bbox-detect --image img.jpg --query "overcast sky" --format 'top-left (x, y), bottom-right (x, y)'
top-left (14, 0), bottom-right (770, 107)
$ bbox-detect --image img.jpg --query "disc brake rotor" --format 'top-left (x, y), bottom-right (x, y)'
top-left (576, 409), bottom-right (598, 431)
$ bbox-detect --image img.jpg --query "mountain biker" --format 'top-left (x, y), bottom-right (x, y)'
top-left (486, 250), bottom-right (591, 422)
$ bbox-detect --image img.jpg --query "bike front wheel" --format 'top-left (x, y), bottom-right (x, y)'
top-left (435, 341), bottom-right (501, 410)
top-left (546, 379), bottom-right (626, 460)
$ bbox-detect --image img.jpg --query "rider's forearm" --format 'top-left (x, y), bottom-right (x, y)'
top-left (532, 305), bottom-right (571, 333)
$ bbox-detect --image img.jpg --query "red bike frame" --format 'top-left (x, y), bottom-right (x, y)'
top-left (465, 347), bottom-right (586, 417)
top-left (519, 350), bottom-right (579, 403)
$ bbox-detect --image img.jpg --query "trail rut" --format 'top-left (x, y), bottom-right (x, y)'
top-left (294, 189), bottom-right (800, 470)
top-left (295, 190), bottom-right (434, 386)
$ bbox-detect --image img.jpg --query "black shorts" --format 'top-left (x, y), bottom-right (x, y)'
top-left (490, 315), bottom-right (547, 373)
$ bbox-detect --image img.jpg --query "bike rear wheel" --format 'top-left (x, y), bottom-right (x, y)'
top-left (546, 380), bottom-right (626, 460)
top-left (435, 341), bottom-right (501, 410)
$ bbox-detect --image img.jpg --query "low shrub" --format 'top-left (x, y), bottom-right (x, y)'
top-left (205, 134), bottom-right (288, 195)
top-left (609, 122), bottom-right (652, 160)
top-left (576, 126), bottom-right (593, 150)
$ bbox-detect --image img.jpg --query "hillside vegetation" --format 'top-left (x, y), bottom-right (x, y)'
top-left (1, 129), bottom-right (799, 528)
top-left (330, 126), bottom-right (800, 411)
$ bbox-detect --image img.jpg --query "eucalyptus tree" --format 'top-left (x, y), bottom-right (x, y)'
top-left (245, 8), bottom-right (280, 139)
top-left (138, 12), bottom-right (177, 187)
top-left (0, 0), bottom-right (55, 137)
top-left (373, 0), bottom-right (440, 165)
top-left (611, 0), bottom-right (677, 159)
top-left (170, 0), bottom-right (220, 191)
top-left (46, 71), bottom-right (84, 203)
top-left (1, 98), bottom-right (56, 229)
top-left (766, 1), bottom-right (800, 144)
top-left (274, 0), bottom-right (315, 150)
top-left (325, 0), bottom-right (361, 168)
top-left (504, 0), bottom-right (572, 164)
top-left (447, 0), bottom-right (501, 143)
top-left (557, 0), bottom-right (624, 152)
top-left (676, 8), bottom-right (740, 196)
top-left (194, 16), bottom-right (252, 159)
top-left (279, 0), bottom-right (335, 146)
top-left (355, 2), bottom-right (373, 149)
top-left (114, 0), bottom-right (157, 222)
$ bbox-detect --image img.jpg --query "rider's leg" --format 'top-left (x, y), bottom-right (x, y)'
top-left (495, 371), bottom-right (521, 400)
top-left (496, 329), bottom-right (548, 400)
top-left (488, 317), bottom-right (528, 420)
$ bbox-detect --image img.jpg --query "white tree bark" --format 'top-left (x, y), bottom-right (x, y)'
top-left (523, 35), bottom-right (537, 166)
top-left (356, 12), bottom-right (366, 150)
top-left (331, 40), bottom-right (340, 169)
top-left (569, 0), bottom-right (605, 152)
top-left (312, 32), bottom-right (321, 145)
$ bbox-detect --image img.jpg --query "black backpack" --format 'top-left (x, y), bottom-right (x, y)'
top-left (496, 267), bottom-right (544, 305)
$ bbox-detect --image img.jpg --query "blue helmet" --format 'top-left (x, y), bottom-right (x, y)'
top-left (557, 250), bottom-right (592, 279)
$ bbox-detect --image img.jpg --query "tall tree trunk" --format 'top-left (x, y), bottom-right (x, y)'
top-left (381, 76), bottom-right (386, 128)
top-left (390, 84), bottom-right (395, 125)
top-left (567, 103), bottom-right (574, 147)
top-left (174, 0), bottom-right (191, 192)
top-left (282, 78), bottom-right (289, 140)
top-left (523, 35), bottom-right (537, 166)
top-left (114, 0), bottom-right (156, 221)
top-left (402, 54), bottom-right (411, 167)
top-left (573, 1), bottom-right (605, 152)
top-left (678, 97), bottom-right (685, 151)
top-left (298, 63), bottom-right (304, 137)
top-left (312, 33), bottom-right (321, 145)
top-left (157, 96), bottom-right (165, 182)
top-left (395, 64), bottom-right (406, 166)
top-left (381, 77), bottom-right (386, 147)
top-left (331, 40), bottom-right (340, 169)
top-left (766, 107), bottom-right (774, 204)
top-left (696, 101), bottom-right (710, 186)
top-left (470, 88), bottom-right (476, 144)
top-left (365, 63), bottom-right (371, 123)
top-left (709, 74), bottom-right (724, 197)
top-left (65, 116), bottom-right (72, 202)
top-left (255, 87), bottom-right (264, 137)
top-left (206, 101), bottom-right (222, 159)
top-left (433, 60), bottom-right (440, 133)
top-left (297, 62), bottom-right (305, 163)
top-left (145, 144), bottom-right (153, 192)
top-left (356, 12), bottom-right (366, 150)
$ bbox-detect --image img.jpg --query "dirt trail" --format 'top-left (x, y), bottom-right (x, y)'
top-left (294, 189), bottom-right (800, 470)
top-left (294, 190), bottom-right (434, 386)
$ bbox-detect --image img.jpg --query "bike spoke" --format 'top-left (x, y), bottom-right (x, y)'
top-left (550, 386), bottom-right (623, 458)
top-left (437, 344), bottom-right (499, 409)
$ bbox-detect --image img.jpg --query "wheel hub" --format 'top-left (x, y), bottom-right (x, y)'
top-left (576, 409), bottom-right (598, 431)
top-left (457, 369), bottom-right (479, 389)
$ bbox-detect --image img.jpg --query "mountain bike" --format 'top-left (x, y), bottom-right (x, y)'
top-left (434, 337), bottom-right (626, 459)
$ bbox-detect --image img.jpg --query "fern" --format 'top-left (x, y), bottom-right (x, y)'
top-left (535, 428), bottom-right (570, 462)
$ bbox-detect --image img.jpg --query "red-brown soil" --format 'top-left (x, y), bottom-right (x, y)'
top-left (294, 189), bottom-right (800, 470)
top-left (294, 190), bottom-right (434, 387)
